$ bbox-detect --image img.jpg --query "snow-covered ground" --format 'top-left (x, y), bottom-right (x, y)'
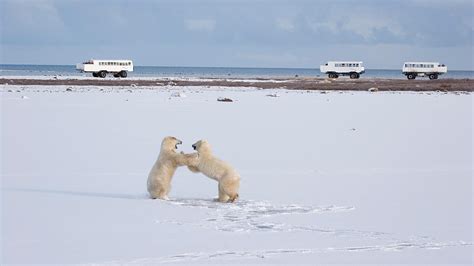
top-left (1, 85), bottom-right (472, 265)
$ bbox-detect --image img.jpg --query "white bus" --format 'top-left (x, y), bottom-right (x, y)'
top-left (320, 61), bottom-right (365, 79)
top-left (76, 59), bottom-right (134, 78)
top-left (402, 62), bottom-right (447, 80)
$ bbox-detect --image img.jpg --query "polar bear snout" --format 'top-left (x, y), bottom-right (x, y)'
top-left (191, 140), bottom-right (207, 151)
top-left (175, 139), bottom-right (182, 149)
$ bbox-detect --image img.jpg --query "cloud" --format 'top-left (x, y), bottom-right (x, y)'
top-left (237, 51), bottom-right (300, 66)
top-left (307, 21), bottom-right (338, 33)
top-left (1, 0), bottom-right (66, 44)
top-left (342, 16), bottom-right (403, 40)
top-left (184, 19), bottom-right (216, 32)
top-left (411, 0), bottom-right (472, 6)
top-left (305, 8), bottom-right (404, 42)
top-left (275, 18), bottom-right (296, 32)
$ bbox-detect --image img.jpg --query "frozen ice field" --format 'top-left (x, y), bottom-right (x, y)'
top-left (1, 85), bottom-right (472, 265)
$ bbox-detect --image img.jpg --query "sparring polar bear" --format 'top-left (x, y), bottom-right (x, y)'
top-left (188, 140), bottom-right (240, 203)
top-left (147, 136), bottom-right (197, 200)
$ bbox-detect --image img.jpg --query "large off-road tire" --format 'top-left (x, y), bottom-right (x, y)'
top-left (429, 73), bottom-right (438, 80)
top-left (119, 71), bottom-right (127, 78)
top-left (350, 72), bottom-right (359, 79)
top-left (407, 73), bottom-right (416, 80)
top-left (98, 71), bottom-right (107, 78)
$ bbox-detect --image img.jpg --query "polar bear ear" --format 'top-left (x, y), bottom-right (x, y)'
top-left (196, 140), bottom-right (209, 146)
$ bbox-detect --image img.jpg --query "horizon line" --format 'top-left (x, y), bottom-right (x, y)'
top-left (0, 63), bottom-right (472, 72)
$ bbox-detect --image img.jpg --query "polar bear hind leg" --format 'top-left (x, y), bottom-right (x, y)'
top-left (218, 184), bottom-right (230, 202)
top-left (157, 187), bottom-right (170, 200)
top-left (228, 193), bottom-right (239, 203)
top-left (219, 179), bottom-right (239, 203)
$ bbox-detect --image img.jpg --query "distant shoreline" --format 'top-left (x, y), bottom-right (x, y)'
top-left (1, 64), bottom-right (473, 72)
top-left (1, 77), bottom-right (473, 92)
top-left (1, 64), bottom-right (474, 81)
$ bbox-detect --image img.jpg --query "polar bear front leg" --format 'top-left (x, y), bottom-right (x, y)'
top-left (218, 183), bottom-right (230, 203)
top-left (177, 152), bottom-right (199, 167)
top-left (187, 166), bottom-right (200, 173)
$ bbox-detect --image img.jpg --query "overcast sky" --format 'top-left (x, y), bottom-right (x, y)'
top-left (1, 0), bottom-right (473, 69)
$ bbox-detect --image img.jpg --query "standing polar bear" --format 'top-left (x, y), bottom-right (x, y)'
top-left (187, 140), bottom-right (240, 203)
top-left (147, 136), bottom-right (197, 200)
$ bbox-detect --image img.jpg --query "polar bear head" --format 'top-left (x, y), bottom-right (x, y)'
top-left (161, 136), bottom-right (183, 152)
top-left (191, 139), bottom-right (212, 154)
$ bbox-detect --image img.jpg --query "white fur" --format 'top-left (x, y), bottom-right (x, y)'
top-left (147, 136), bottom-right (197, 200)
top-left (188, 140), bottom-right (240, 203)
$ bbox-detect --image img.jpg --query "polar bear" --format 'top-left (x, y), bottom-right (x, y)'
top-left (147, 136), bottom-right (197, 200)
top-left (187, 140), bottom-right (240, 203)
